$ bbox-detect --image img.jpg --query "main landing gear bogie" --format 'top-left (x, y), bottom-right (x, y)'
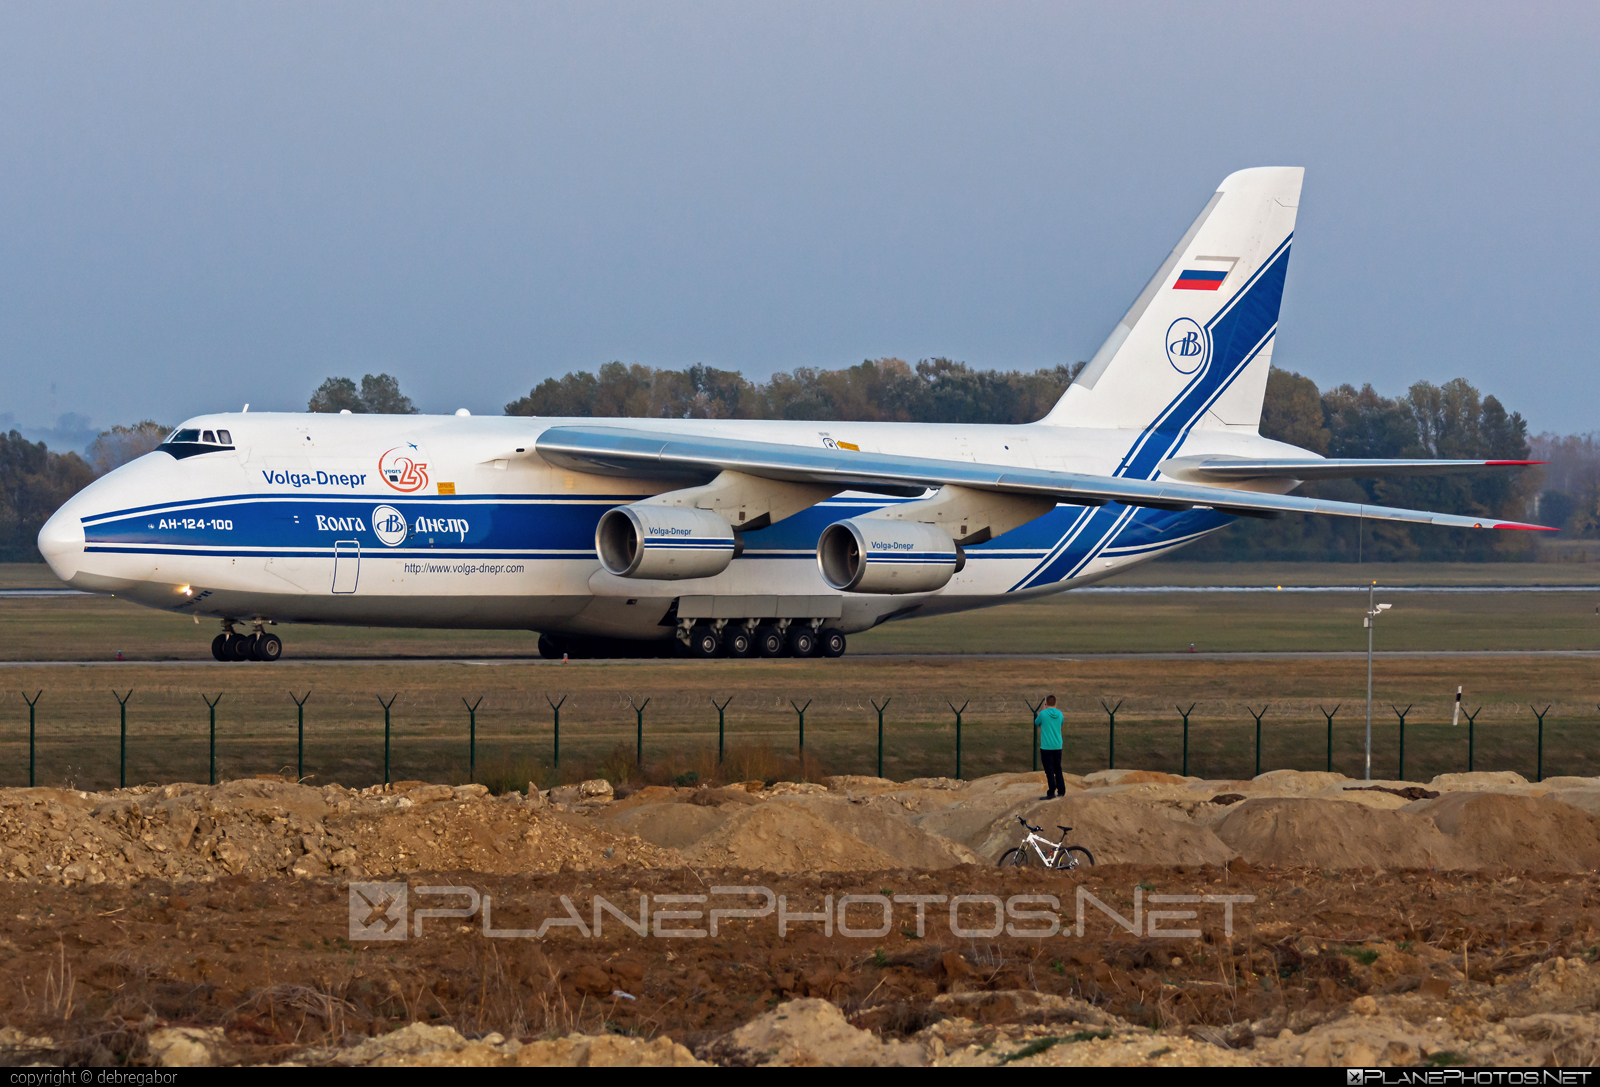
top-left (704, 621), bottom-right (847, 660)
top-left (211, 626), bottom-right (284, 663)
top-left (535, 620), bottom-right (850, 661)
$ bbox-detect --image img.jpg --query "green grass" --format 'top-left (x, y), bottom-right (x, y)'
top-left (5, 560), bottom-right (1600, 661)
top-left (0, 652), bottom-right (1596, 792)
top-left (4, 560), bottom-right (1599, 791)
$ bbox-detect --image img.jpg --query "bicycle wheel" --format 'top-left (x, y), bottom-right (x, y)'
top-left (998, 847), bottom-right (1032, 868)
top-left (1055, 846), bottom-right (1095, 870)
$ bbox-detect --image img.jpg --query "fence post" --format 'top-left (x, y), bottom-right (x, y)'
top-left (1176, 703), bottom-right (1196, 777)
top-left (1099, 699), bottom-right (1122, 770)
top-left (791, 700), bottom-right (811, 761)
top-left (546, 694), bottom-right (567, 768)
top-left (1390, 704), bottom-right (1413, 781)
top-left (464, 697), bottom-right (483, 782)
top-left (203, 693), bottom-right (223, 786)
top-left (112, 689), bottom-right (133, 789)
top-left (1026, 698), bottom-right (1045, 772)
top-left (377, 694), bottom-right (398, 785)
top-left (1530, 704), bottom-right (1551, 783)
top-left (712, 697), bottom-right (733, 765)
top-left (947, 700), bottom-right (970, 780)
top-left (630, 697), bottom-right (650, 768)
top-left (1464, 706), bottom-right (1481, 772)
top-left (1318, 704), bottom-right (1341, 773)
top-left (22, 691), bottom-right (42, 788)
top-left (1248, 704), bottom-right (1269, 778)
top-left (872, 698), bottom-right (891, 778)
top-left (290, 690), bottom-right (311, 783)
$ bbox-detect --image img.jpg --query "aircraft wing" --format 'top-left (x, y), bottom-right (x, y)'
top-left (1162, 456), bottom-right (1545, 482)
top-left (534, 425), bottom-right (1553, 531)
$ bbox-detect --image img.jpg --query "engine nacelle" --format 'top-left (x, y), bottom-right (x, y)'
top-left (816, 517), bottom-right (959, 594)
top-left (596, 505), bottom-right (736, 581)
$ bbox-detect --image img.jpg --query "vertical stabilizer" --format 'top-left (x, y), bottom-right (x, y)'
top-left (1041, 167), bottom-right (1302, 451)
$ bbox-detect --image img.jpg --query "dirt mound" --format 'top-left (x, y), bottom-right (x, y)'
top-left (765, 796), bottom-right (980, 868)
top-left (1249, 770), bottom-right (1348, 795)
top-left (0, 780), bottom-right (678, 887)
top-left (683, 804), bottom-right (900, 872)
top-left (912, 792), bottom-right (1037, 851)
top-left (820, 775), bottom-right (901, 795)
top-left (1430, 771), bottom-right (1530, 791)
top-left (1547, 788), bottom-right (1600, 818)
top-left (1214, 797), bottom-right (1461, 869)
top-left (1404, 791), bottom-right (1600, 871)
top-left (974, 795), bottom-right (1235, 866)
top-left (1082, 769), bottom-right (1189, 787)
top-left (604, 804), bottom-right (730, 851)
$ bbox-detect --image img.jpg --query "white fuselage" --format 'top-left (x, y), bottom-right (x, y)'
top-left (38, 412), bottom-right (1303, 641)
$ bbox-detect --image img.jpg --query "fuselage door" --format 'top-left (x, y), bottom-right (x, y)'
top-left (332, 540), bottom-right (360, 593)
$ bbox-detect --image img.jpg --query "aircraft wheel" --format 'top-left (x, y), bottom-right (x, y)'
top-left (788, 627), bottom-right (819, 658)
top-left (754, 625), bottom-right (785, 657)
top-left (688, 627), bottom-right (721, 658)
top-left (820, 628), bottom-right (847, 658)
top-left (725, 629), bottom-right (754, 658)
top-left (254, 633), bottom-right (283, 662)
top-left (211, 633), bottom-right (230, 661)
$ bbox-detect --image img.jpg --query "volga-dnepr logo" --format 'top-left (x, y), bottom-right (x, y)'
top-left (372, 505), bottom-right (409, 547)
top-left (1165, 317), bottom-right (1208, 375)
top-left (379, 445), bottom-right (429, 492)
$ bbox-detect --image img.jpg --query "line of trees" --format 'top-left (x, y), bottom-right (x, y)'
top-left (1190, 369), bottom-right (1536, 561)
top-left (505, 357), bottom-right (1084, 425)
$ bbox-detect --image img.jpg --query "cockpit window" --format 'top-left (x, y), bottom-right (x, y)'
top-left (168, 429), bottom-right (201, 443)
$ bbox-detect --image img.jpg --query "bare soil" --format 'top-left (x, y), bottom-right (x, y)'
top-left (3, 769), bottom-right (1599, 1067)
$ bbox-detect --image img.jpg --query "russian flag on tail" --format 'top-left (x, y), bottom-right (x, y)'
top-left (1173, 269), bottom-right (1228, 291)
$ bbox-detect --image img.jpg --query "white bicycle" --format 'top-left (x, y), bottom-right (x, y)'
top-left (998, 816), bottom-right (1095, 870)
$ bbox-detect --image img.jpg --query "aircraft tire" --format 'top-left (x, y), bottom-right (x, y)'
top-left (254, 633), bottom-right (283, 662)
top-left (754, 626), bottom-right (785, 657)
top-left (820, 628), bottom-right (847, 658)
top-left (788, 628), bottom-right (818, 657)
top-left (211, 634), bottom-right (230, 662)
top-left (688, 628), bottom-right (721, 658)
top-left (725, 629), bottom-right (754, 658)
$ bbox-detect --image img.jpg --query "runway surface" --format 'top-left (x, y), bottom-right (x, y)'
top-left (3, 649), bottom-right (1599, 667)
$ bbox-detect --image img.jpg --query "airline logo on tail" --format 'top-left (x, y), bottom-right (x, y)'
top-left (1165, 318), bottom-right (1209, 374)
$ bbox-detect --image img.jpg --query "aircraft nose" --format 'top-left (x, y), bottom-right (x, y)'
top-left (37, 503), bottom-right (86, 581)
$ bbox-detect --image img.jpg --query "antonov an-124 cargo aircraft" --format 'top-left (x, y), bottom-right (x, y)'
top-left (38, 168), bottom-right (1548, 661)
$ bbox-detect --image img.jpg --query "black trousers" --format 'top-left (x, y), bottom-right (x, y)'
top-left (1040, 748), bottom-right (1064, 796)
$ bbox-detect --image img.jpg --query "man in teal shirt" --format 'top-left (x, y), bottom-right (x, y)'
top-left (1036, 695), bottom-right (1065, 799)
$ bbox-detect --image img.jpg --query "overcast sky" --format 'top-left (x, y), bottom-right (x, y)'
top-left (2, 1), bottom-right (1597, 447)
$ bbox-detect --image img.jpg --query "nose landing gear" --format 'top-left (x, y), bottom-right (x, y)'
top-left (211, 622), bottom-right (283, 662)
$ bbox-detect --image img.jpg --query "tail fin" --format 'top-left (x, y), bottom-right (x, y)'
top-left (1041, 167), bottom-right (1303, 437)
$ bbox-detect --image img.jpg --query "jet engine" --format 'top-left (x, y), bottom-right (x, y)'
top-left (595, 504), bottom-right (737, 581)
top-left (816, 517), bottom-right (960, 594)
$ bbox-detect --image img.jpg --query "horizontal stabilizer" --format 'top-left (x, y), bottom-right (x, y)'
top-left (535, 425), bottom-right (1555, 533)
top-left (1161, 457), bottom-right (1546, 483)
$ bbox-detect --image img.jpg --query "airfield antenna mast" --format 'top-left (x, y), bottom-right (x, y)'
top-left (1363, 582), bottom-right (1392, 781)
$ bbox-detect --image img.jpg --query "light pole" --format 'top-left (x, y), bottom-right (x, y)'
top-left (1363, 582), bottom-right (1392, 781)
